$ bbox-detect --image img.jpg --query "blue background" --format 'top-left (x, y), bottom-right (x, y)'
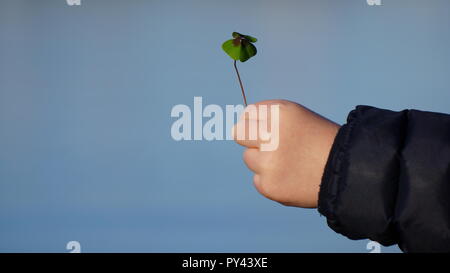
top-left (1, 0), bottom-right (449, 252)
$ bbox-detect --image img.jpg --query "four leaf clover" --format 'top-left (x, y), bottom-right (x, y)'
top-left (222, 32), bottom-right (258, 106)
top-left (222, 32), bottom-right (258, 62)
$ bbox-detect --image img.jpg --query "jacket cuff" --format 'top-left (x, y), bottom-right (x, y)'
top-left (318, 106), bottom-right (408, 246)
top-left (317, 111), bottom-right (355, 235)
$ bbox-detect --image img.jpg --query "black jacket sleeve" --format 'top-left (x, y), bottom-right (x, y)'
top-left (318, 105), bottom-right (450, 252)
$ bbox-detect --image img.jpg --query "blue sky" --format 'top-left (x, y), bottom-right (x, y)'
top-left (1, 0), bottom-right (449, 252)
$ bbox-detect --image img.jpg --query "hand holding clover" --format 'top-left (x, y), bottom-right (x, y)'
top-left (223, 32), bottom-right (341, 208)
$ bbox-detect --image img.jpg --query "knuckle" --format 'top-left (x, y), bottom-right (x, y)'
top-left (253, 176), bottom-right (269, 197)
top-left (242, 149), bottom-right (253, 163)
top-left (253, 175), bottom-right (280, 201)
top-left (243, 149), bottom-right (261, 172)
top-left (261, 172), bottom-right (295, 204)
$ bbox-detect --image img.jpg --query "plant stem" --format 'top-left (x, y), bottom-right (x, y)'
top-left (233, 60), bottom-right (248, 106)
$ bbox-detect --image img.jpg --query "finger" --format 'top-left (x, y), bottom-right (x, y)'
top-left (231, 119), bottom-right (260, 148)
top-left (253, 174), bottom-right (262, 190)
top-left (252, 174), bottom-right (270, 200)
top-left (242, 148), bottom-right (262, 173)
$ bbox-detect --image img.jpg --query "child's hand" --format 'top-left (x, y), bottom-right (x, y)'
top-left (232, 100), bottom-right (340, 208)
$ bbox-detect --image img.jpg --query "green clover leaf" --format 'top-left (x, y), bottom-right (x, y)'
top-left (222, 32), bottom-right (257, 62)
